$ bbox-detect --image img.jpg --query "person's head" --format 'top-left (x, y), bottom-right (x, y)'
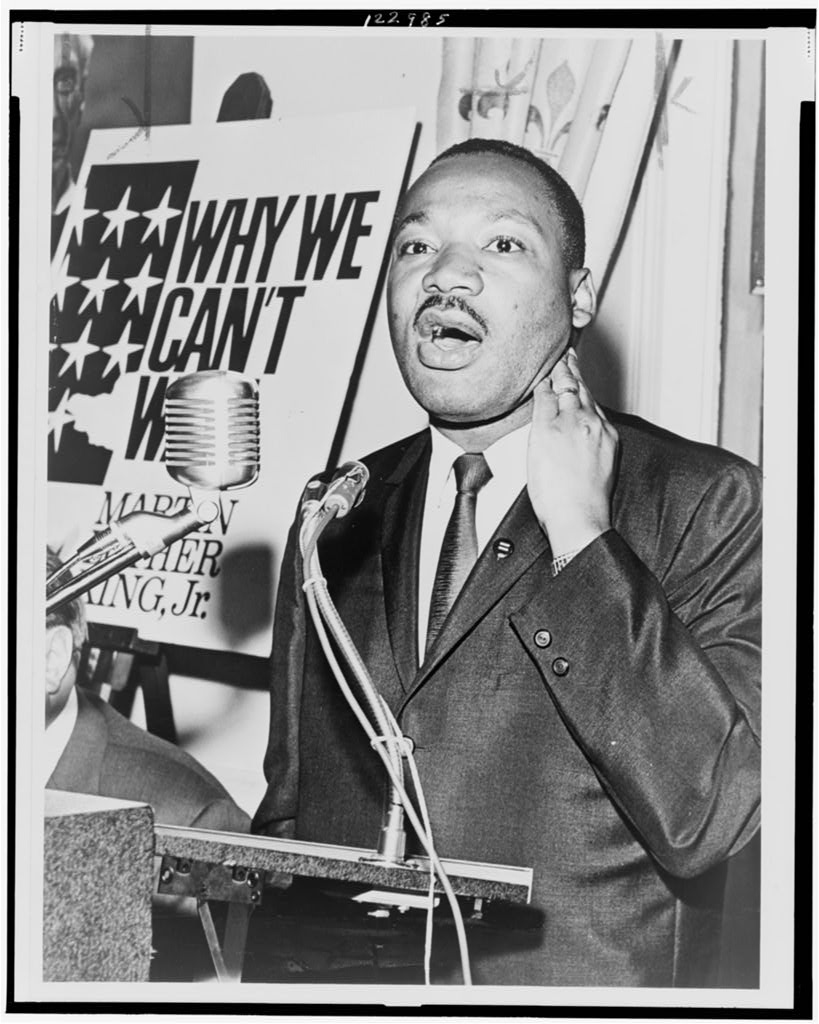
top-left (52, 33), bottom-right (93, 209)
top-left (386, 139), bottom-right (596, 444)
top-left (45, 547), bottom-right (87, 726)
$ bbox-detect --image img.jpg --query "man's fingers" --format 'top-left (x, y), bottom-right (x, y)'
top-left (566, 349), bottom-right (609, 418)
top-left (549, 354), bottom-right (575, 390)
top-left (547, 350), bottom-right (611, 424)
top-left (565, 349), bottom-right (593, 404)
top-left (532, 378), bottom-right (560, 423)
top-left (549, 354), bottom-right (582, 407)
top-left (553, 354), bottom-right (593, 419)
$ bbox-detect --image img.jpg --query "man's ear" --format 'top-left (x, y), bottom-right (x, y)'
top-left (569, 268), bottom-right (596, 329)
top-left (46, 625), bottom-right (74, 694)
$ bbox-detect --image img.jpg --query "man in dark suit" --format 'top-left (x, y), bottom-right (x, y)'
top-left (253, 139), bottom-right (761, 986)
top-left (45, 549), bottom-right (251, 982)
top-left (45, 548), bottom-right (250, 833)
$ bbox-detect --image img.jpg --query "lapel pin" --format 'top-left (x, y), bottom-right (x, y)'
top-left (493, 538), bottom-right (514, 560)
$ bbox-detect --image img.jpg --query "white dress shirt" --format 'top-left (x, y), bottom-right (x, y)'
top-left (418, 424), bottom-right (530, 660)
top-left (44, 686), bottom-right (78, 784)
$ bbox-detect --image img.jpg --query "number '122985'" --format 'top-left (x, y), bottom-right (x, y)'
top-left (365, 12), bottom-right (450, 26)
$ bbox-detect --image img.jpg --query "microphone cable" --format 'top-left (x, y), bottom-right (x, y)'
top-left (377, 696), bottom-right (441, 987)
top-left (299, 502), bottom-right (472, 985)
top-left (299, 500), bottom-right (405, 795)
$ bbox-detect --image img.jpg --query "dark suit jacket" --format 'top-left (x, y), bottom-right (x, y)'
top-left (253, 412), bottom-right (761, 986)
top-left (48, 689), bottom-right (251, 833)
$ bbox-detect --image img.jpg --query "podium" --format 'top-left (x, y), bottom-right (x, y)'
top-left (42, 792), bottom-right (533, 984)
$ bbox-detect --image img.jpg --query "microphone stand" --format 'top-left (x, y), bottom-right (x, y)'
top-left (300, 506), bottom-right (408, 863)
top-left (298, 472), bottom-right (473, 983)
top-left (46, 490), bottom-right (221, 613)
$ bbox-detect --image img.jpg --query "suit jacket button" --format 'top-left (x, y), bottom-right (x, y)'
top-left (534, 629), bottom-right (552, 648)
top-left (552, 657), bottom-right (570, 676)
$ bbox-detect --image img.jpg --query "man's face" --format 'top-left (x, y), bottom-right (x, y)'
top-left (52, 35), bottom-right (91, 208)
top-left (387, 153), bottom-right (587, 425)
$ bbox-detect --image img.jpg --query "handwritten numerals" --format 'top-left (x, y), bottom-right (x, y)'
top-left (365, 11), bottom-right (449, 26)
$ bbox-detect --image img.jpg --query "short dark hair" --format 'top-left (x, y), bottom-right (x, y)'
top-left (46, 546), bottom-right (87, 663)
top-left (430, 138), bottom-right (586, 271)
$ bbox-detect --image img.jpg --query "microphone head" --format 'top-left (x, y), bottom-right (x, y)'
top-left (164, 371), bottom-right (260, 491)
top-left (323, 461), bottom-right (369, 518)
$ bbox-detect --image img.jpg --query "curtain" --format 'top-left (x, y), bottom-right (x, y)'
top-left (435, 36), bottom-right (658, 287)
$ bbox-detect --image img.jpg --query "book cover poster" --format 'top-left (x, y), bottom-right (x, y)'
top-left (47, 109), bottom-right (416, 655)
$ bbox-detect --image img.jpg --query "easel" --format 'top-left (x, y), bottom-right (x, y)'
top-left (78, 622), bottom-right (177, 744)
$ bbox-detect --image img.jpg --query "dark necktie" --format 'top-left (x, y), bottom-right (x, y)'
top-left (426, 452), bottom-right (493, 652)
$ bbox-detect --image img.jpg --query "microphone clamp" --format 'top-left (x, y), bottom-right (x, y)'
top-left (299, 478), bottom-right (328, 522)
top-left (187, 487), bottom-right (222, 526)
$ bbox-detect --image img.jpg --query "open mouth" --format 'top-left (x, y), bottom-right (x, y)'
top-left (432, 324), bottom-right (480, 345)
top-left (417, 308), bottom-right (484, 341)
top-left (416, 310), bottom-right (483, 369)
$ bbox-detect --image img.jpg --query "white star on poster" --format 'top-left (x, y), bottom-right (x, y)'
top-left (54, 182), bottom-right (75, 217)
top-left (51, 254), bottom-right (80, 311)
top-left (78, 257), bottom-right (119, 314)
top-left (48, 389), bottom-right (75, 451)
top-left (141, 187), bottom-right (182, 245)
top-left (98, 321), bottom-right (143, 379)
top-left (67, 188), bottom-right (99, 247)
top-left (100, 185), bottom-right (140, 247)
top-left (122, 254), bottom-right (163, 314)
top-left (59, 321), bottom-right (97, 379)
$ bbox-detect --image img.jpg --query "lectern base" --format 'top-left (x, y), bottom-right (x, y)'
top-left (43, 791), bottom-right (154, 982)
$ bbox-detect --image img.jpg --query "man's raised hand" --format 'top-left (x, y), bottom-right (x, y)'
top-left (527, 348), bottom-right (619, 557)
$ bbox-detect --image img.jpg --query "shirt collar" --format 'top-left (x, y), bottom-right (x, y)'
top-left (427, 428), bottom-right (467, 507)
top-left (428, 421), bottom-right (530, 500)
top-left (481, 422), bottom-right (530, 496)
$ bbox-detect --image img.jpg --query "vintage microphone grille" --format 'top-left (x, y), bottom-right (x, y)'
top-left (164, 371), bottom-right (260, 491)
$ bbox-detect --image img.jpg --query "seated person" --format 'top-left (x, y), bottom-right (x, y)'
top-left (45, 547), bottom-right (251, 980)
top-left (45, 549), bottom-right (251, 832)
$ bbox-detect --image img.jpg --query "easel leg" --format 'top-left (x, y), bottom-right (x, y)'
top-left (223, 903), bottom-right (253, 981)
top-left (197, 900), bottom-right (229, 981)
top-left (139, 654), bottom-right (177, 744)
top-left (196, 900), bottom-right (252, 982)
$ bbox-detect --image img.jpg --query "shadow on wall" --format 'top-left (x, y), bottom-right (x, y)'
top-left (577, 321), bottom-right (627, 414)
top-left (216, 542), bottom-right (276, 646)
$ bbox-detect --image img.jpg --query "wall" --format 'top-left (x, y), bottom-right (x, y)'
top-left (581, 35), bottom-right (746, 453)
top-left (719, 40), bottom-right (765, 465)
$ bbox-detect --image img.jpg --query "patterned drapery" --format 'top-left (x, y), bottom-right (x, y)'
top-left (436, 37), bottom-right (657, 284)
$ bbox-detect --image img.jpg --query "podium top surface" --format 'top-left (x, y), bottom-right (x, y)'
top-left (154, 824), bottom-right (533, 904)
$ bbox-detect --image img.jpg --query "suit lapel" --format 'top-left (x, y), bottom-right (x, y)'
top-left (381, 433), bottom-right (431, 693)
top-left (410, 487), bottom-right (551, 692)
top-left (47, 689), bottom-right (108, 794)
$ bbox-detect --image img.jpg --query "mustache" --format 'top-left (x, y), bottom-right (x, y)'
top-left (412, 294), bottom-right (488, 334)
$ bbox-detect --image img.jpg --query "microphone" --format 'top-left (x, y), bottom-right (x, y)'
top-left (321, 461), bottom-right (369, 518)
top-left (46, 371), bottom-right (261, 612)
top-left (164, 371), bottom-right (260, 493)
top-left (300, 461), bottom-right (369, 523)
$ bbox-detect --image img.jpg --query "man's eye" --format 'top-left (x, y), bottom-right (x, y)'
top-left (485, 236), bottom-right (524, 254)
top-left (397, 239), bottom-right (434, 256)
